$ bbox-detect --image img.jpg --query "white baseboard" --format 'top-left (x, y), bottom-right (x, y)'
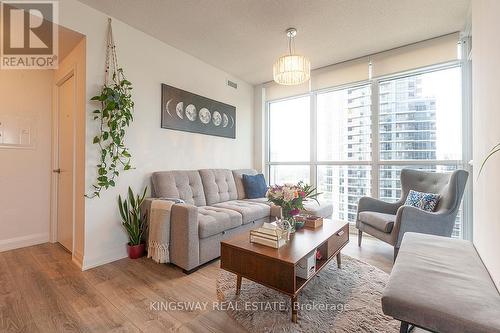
top-left (0, 233), bottom-right (49, 252)
top-left (81, 245), bottom-right (127, 271)
top-left (72, 249), bottom-right (84, 269)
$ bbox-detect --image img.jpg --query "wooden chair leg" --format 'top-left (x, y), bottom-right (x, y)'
top-left (358, 230), bottom-right (362, 247)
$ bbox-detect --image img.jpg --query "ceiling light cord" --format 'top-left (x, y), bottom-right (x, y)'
top-left (286, 28), bottom-right (297, 55)
top-left (288, 34), bottom-right (294, 55)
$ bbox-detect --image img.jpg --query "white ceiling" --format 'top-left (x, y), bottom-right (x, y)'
top-left (78, 0), bottom-right (470, 85)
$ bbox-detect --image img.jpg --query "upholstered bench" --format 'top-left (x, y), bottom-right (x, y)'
top-left (382, 232), bottom-right (500, 333)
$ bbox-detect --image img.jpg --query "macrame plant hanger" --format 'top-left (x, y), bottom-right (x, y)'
top-left (87, 17), bottom-right (134, 198)
top-left (104, 18), bottom-right (122, 87)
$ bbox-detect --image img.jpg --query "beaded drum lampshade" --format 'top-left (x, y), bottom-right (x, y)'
top-left (273, 28), bottom-right (311, 86)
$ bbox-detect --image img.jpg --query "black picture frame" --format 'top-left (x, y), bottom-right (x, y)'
top-left (161, 84), bottom-right (236, 139)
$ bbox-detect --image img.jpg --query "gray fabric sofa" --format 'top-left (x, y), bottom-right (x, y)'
top-left (148, 168), bottom-right (332, 272)
top-left (382, 232), bottom-right (500, 333)
top-left (356, 169), bottom-right (468, 259)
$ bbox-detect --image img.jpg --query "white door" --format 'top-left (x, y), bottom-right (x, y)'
top-left (55, 74), bottom-right (75, 252)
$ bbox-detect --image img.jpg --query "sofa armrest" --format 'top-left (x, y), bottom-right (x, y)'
top-left (357, 196), bottom-right (402, 216)
top-left (394, 206), bottom-right (455, 248)
top-left (170, 203), bottom-right (200, 271)
top-left (140, 198), bottom-right (155, 244)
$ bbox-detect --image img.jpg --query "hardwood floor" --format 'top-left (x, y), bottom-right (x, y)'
top-left (0, 235), bottom-right (394, 332)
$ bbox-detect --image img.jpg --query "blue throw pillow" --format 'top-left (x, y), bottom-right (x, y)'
top-left (404, 189), bottom-right (440, 212)
top-left (242, 174), bottom-right (268, 199)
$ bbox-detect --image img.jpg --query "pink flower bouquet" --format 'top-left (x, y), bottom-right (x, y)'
top-left (266, 181), bottom-right (320, 220)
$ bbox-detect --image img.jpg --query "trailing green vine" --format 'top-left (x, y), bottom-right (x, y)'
top-left (86, 19), bottom-right (134, 198)
top-left (87, 70), bottom-right (134, 198)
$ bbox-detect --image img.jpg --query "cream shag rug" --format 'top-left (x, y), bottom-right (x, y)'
top-left (216, 255), bottom-right (399, 333)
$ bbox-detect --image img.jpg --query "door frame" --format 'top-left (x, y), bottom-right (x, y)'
top-left (50, 65), bottom-right (77, 254)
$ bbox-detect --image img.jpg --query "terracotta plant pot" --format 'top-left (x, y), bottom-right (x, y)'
top-left (127, 242), bottom-right (145, 259)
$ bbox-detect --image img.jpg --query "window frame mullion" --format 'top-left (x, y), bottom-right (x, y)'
top-left (310, 93), bottom-right (318, 190)
top-left (371, 80), bottom-right (380, 199)
top-left (264, 101), bottom-right (270, 182)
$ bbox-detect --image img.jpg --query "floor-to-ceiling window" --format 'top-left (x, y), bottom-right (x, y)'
top-left (268, 96), bottom-right (311, 184)
top-left (316, 84), bottom-right (372, 222)
top-left (267, 64), bottom-right (467, 237)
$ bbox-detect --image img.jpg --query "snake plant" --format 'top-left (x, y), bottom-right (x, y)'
top-left (118, 186), bottom-right (147, 245)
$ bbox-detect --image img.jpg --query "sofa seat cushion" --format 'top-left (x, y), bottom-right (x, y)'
top-left (198, 206), bottom-right (242, 239)
top-left (243, 197), bottom-right (270, 205)
top-left (303, 201), bottom-right (333, 218)
top-left (243, 198), bottom-right (333, 219)
top-left (382, 233), bottom-right (500, 333)
top-left (213, 200), bottom-right (271, 224)
top-left (358, 211), bottom-right (395, 233)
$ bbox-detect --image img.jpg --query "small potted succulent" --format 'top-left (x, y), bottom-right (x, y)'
top-left (118, 186), bottom-right (148, 259)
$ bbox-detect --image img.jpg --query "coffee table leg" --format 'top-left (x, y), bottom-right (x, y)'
top-left (336, 252), bottom-right (342, 268)
top-left (236, 274), bottom-right (242, 295)
top-left (291, 295), bottom-right (298, 323)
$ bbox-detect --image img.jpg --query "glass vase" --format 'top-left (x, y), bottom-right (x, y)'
top-left (283, 212), bottom-right (296, 234)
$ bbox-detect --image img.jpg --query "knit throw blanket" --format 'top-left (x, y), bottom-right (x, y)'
top-left (146, 198), bottom-right (183, 263)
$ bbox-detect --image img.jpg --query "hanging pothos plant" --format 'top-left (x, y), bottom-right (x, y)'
top-left (87, 19), bottom-right (134, 198)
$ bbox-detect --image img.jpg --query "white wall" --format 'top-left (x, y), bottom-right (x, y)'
top-left (472, 0), bottom-right (500, 290)
top-left (253, 86), bottom-right (265, 172)
top-left (58, 0), bottom-right (255, 269)
top-left (0, 70), bottom-right (53, 251)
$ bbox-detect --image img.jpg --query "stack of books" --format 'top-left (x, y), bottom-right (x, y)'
top-left (250, 223), bottom-right (288, 248)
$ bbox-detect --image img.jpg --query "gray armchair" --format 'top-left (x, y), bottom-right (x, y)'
top-left (356, 168), bottom-right (469, 260)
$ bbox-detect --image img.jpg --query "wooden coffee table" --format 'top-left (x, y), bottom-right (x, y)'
top-left (220, 219), bottom-right (349, 322)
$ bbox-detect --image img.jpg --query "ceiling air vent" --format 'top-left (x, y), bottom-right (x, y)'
top-left (227, 80), bottom-right (238, 89)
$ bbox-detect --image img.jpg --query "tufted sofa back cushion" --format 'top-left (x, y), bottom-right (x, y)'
top-left (400, 168), bottom-right (468, 212)
top-left (232, 169), bottom-right (258, 199)
top-left (199, 169), bottom-right (238, 205)
top-left (151, 170), bottom-right (207, 206)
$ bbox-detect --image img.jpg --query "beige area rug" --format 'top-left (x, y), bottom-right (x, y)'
top-left (216, 255), bottom-right (400, 333)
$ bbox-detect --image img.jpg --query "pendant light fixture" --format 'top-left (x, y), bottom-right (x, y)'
top-left (273, 28), bottom-right (311, 86)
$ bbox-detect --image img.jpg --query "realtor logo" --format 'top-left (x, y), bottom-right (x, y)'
top-left (1, 1), bottom-right (58, 69)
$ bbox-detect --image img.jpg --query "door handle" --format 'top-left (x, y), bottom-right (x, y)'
top-left (337, 230), bottom-right (345, 236)
top-left (53, 168), bottom-right (61, 174)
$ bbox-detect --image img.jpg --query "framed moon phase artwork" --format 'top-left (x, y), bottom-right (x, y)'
top-left (161, 84), bottom-right (236, 139)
